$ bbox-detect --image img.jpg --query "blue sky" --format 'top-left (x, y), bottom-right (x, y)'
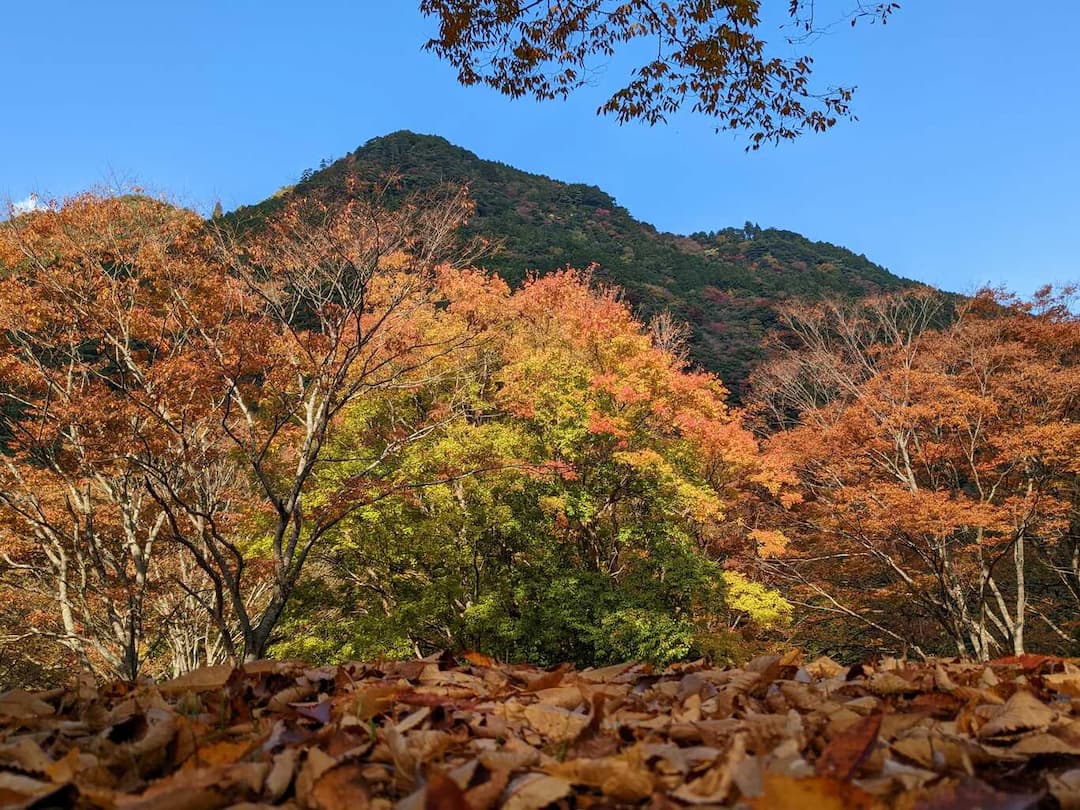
top-left (2, 1), bottom-right (1077, 297)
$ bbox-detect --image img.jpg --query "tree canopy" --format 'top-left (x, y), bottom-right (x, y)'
top-left (420, 1), bottom-right (899, 147)
top-left (752, 288), bottom-right (1080, 661)
top-left (2, 185), bottom-right (1076, 696)
top-left (0, 191), bottom-right (795, 684)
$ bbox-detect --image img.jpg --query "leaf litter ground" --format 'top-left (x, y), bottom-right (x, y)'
top-left (4, 651), bottom-right (1080, 808)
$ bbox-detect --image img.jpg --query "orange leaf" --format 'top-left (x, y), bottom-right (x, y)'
top-left (751, 774), bottom-right (879, 810)
top-left (521, 663), bottom-right (572, 692)
top-left (425, 770), bottom-right (472, 810)
top-left (461, 651), bottom-right (497, 668)
top-left (987, 654), bottom-right (1059, 672)
top-left (909, 778), bottom-right (1039, 810)
top-left (816, 712), bottom-right (882, 780)
top-left (310, 761), bottom-right (373, 810)
top-left (180, 739), bottom-right (254, 770)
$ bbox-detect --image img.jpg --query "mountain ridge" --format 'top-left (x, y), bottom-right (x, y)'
top-left (228, 130), bottom-right (920, 395)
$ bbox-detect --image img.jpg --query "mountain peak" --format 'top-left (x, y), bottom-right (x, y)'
top-left (353, 130), bottom-right (480, 164)
top-left (230, 132), bottom-right (915, 396)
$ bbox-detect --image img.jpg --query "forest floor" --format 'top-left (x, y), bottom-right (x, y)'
top-left (1, 651), bottom-right (1079, 809)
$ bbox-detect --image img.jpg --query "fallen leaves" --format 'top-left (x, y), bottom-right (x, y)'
top-left (0, 690), bottom-right (55, 721)
top-left (521, 704), bottom-right (590, 744)
top-left (2, 653), bottom-right (1080, 808)
top-left (816, 712), bottom-right (882, 779)
top-left (502, 774), bottom-right (572, 810)
top-left (156, 665), bottom-right (235, 696)
top-left (978, 690), bottom-right (1057, 739)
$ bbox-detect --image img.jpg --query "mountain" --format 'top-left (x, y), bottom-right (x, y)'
top-left (227, 131), bottom-right (917, 396)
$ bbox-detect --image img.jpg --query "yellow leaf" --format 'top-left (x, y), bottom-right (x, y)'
top-left (750, 774), bottom-right (880, 810)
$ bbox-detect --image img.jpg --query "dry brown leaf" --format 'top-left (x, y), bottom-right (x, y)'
top-left (443, 759), bottom-right (478, 790)
top-left (778, 681), bottom-right (821, 712)
top-left (183, 739), bottom-right (256, 770)
top-left (977, 690), bottom-right (1056, 738)
top-left (113, 708), bottom-right (179, 779)
top-left (671, 733), bottom-right (744, 805)
top-left (988, 654), bottom-right (1060, 672)
top-left (521, 703), bottom-right (589, 744)
top-left (804, 657), bottom-right (846, 680)
top-left (1007, 731), bottom-right (1080, 756)
top-left (352, 684), bottom-right (401, 720)
top-left (0, 736), bottom-right (53, 774)
top-left (1044, 671), bottom-right (1080, 698)
top-left (954, 686), bottom-right (1005, 706)
top-left (268, 684), bottom-right (318, 713)
top-left (295, 748), bottom-right (338, 807)
top-left (844, 696), bottom-right (883, 715)
top-left (671, 766), bottom-right (732, 805)
top-left (158, 665), bottom-right (235, 695)
top-left (115, 765), bottom-right (259, 810)
top-left (933, 666), bottom-right (960, 692)
top-left (910, 692), bottom-right (964, 718)
top-left (45, 747), bottom-right (86, 783)
top-left (519, 664), bottom-right (571, 692)
top-left (395, 707), bottom-right (431, 733)
top-left (576, 662), bottom-right (635, 683)
top-left (1047, 768), bottom-right (1080, 810)
top-left (264, 748), bottom-right (300, 802)
top-left (868, 672), bottom-right (918, 696)
top-left (744, 710), bottom-right (803, 752)
top-left (460, 651), bottom-right (497, 668)
top-left (477, 740), bottom-right (540, 772)
top-left (879, 757), bottom-right (938, 792)
top-left (0, 690), bottom-right (55, 720)
top-left (548, 751), bottom-right (653, 802)
top-left (464, 767), bottom-right (509, 810)
top-left (880, 712), bottom-right (928, 740)
top-left (422, 770), bottom-right (469, 810)
top-left (825, 707), bottom-right (865, 739)
top-left (890, 736), bottom-right (937, 769)
top-left (905, 777), bottom-right (1040, 810)
top-left (0, 771), bottom-right (63, 806)
top-left (532, 686), bottom-right (583, 710)
top-left (404, 730), bottom-right (454, 762)
top-left (892, 733), bottom-right (987, 775)
top-left (816, 712), bottom-right (882, 779)
top-left (501, 773), bottom-right (572, 810)
top-left (244, 659), bottom-right (304, 676)
top-left (308, 761), bottom-right (372, 810)
top-left (6, 654), bottom-right (1080, 809)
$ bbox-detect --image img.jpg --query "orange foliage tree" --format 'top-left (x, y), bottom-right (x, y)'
top-left (500, 270), bottom-right (793, 567)
top-left (0, 195), bottom-right (227, 679)
top-left (0, 186), bottom-right (487, 679)
top-left (754, 288), bottom-right (1080, 659)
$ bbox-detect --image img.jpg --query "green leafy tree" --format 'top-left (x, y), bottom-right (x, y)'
top-left (275, 270), bottom-right (795, 666)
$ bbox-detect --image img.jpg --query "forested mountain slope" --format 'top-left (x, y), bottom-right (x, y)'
top-left (228, 131), bottom-right (918, 395)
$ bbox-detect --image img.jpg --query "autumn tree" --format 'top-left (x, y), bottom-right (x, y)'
top-left (275, 270), bottom-right (796, 667)
top-left (130, 184), bottom-right (488, 664)
top-left (0, 184), bottom-right (491, 677)
top-left (421, 0), bottom-right (899, 147)
top-left (488, 271), bottom-right (796, 662)
top-left (753, 288), bottom-right (1080, 659)
top-left (0, 195), bottom-right (223, 680)
top-left (0, 184), bottom-right (802, 677)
